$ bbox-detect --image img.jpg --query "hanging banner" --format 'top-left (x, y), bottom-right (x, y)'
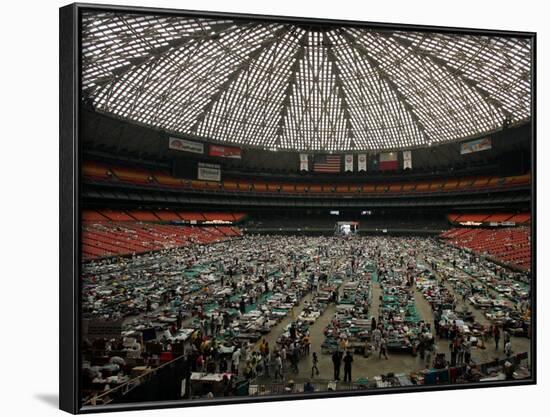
top-left (197, 162), bottom-right (221, 181)
top-left (379, 152), bottom-right (398, 171)
top-left (460, 137), bottom-right (492, 154)
top-left (208, 144), bottom-right (242, 159)
top-left (345, 154), bottom-right (354, 172)
top-left (403, 150), bottom-right (412, 169)
top-left (168, 137), bottom-right (204, 154)
top-left (299, 154), bottom-right (309, 171)
top-left (313, 154), bottom-right (341, 173)
top-left (358, 154), bottom-right (367, 172)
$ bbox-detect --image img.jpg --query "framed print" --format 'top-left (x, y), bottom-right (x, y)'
top-left (60, 3), bottom-right (536, 413)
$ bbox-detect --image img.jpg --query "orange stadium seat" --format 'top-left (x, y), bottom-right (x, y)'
top-left (441, 226), bottom-right (531, 271)
top-left (110, 167), bottom-right (152, 184)
top-left (126, 210), bottom-right (160, 221)
top-left (82, 161), bottom-right (112, 180)
top-left (99, 209), bottom-right (135, 222)
top-left (223, 181), bottom-right (239, 190)
top-left (281, 184), bottom-right (296, 193)
top-left (82, 210), bottom-right (109, 222)
top-left (81, 162), bottom-right (531, 197)
top-left (154, 211), bottom-right (181, 221)
top-left (153, 171), bottom-right (184, 186)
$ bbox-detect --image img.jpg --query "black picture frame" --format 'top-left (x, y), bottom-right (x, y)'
top-left (60, 3), bottom-right (537, 414)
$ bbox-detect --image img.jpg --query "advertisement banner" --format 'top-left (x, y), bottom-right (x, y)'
top-left (168, 137), bottom-right (204, 154)
top-left (208, 144), bottom-right (242, 159)
top-left (460, 137), bottom-right (492, 154)
top-left (197, 162), bottom-right (221, 182)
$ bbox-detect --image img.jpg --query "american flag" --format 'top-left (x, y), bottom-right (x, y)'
top-left (313, 154), bottom-right (341, 173)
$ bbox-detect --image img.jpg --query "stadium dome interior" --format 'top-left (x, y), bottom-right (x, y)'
top-left (79, 10), bottom-right (533, 406)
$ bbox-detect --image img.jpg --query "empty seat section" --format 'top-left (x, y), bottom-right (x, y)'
top-left (361, 184), bottom-right (376, 193)
top-left (375, 184), bottom-right (388, 192)
top-left (388, 184), bottom-right (402, 192)
top-left (415, 183), bottom-right (430, 192)
top-left (253, 182), bottom-right (267, 192)
top-left (402, 183), bottom-right (416, 192)
top-left (485, 214), bottom-right (514, 222)
top-left (443, 180), bottom-right (458, 190)
top-left (508, 213), bottom-right (531, 224)
top-left (222, 181), bottom-right (238, 191)
top-left (203, 212), bottom-right (235, 222)
top-left (82, 162), bottom-right (112, 180)
top-left (110, 167), bottom-right (151, 184)
top-left (456, 214), bottom-right (490, 223)
top-left (153, 171), bottom-right (184, 186)
top-left (82, 210), bottom-right (109, 222)
top-left (232, 213), bottom-right (246, 222)
top-left (336, 185), bottom-right (349, 193)
top-left (472, 177), bottom-right (490, 187)
top-left (309, 185), bottom-right (322, 193)
top-left (440, 227), bottom-right (531, 271)
top-left (99, 209), bottom-right (135, 221)
top-left (81, 222), bottom-right (242, 260)
top-left (154, 211), bottom-right (181, 221)
top-left (177, 212), bottom-right (206, 221)
top-left (281, 184), bottom-right (296, 193)
top-left (126, 210), bottom-right (160, 221)
top-left (429, 181), bottom-right (444, 191)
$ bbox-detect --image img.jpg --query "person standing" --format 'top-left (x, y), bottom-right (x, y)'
top-left (493, 326), bottom-right (501, 350)
top-left (379, 337), bottom-right (388, 360)
top-left (332, 350), bottom-right (342, 380)
top-left (343, 351), bottom-right (353, 383)
top-left (464, 338), bottom-right (472, 364)
top-left (311, 352), bottom-right (320, 378)
top-left (274, 353), bottom-right (283, 381)
top-left (503, 330), bottom-right (511, 353)
top-left (373, 326), bottom-right (382, 351)
top-left (231, 347), bottom-right (241, 375)
top-left (504, 340), bottom-right (512, 358)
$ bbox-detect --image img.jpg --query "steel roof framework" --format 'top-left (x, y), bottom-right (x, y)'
top-left (82, 12), bottom-right (532, 152)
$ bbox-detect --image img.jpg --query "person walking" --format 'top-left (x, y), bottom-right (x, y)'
top-left (379, 337), bottom-right (388, 360)
top-left (274, 353), bottom-right (283, 381)
top-left (504, 340), bottom-right (513, 358)
top-left (493, 326), bottom-right (501, 350)
top-left (311, 352), bottom-right (320, 378)
top-left (373, 326), bottom-right (382, 351)
top-left (343, 351), bottom-right (353, 383)
top-left (464, 338), bottom-right (472, 364)
top-left (503, 330), bottom-right (511, 353)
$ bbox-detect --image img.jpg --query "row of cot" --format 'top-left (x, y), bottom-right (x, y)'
top-left (83, 161), bottom-right (531, 195)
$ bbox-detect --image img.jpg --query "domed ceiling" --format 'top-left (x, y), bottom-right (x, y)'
top-left (81, 12), bottom-right (532, 152)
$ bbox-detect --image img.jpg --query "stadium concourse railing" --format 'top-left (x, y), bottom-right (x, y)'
top-left (82, 162), bottom-right (531, 198)
top-left (83, 354), bottom-right (186, 406)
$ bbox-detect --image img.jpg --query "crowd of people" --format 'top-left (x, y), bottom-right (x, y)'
top-left (81, 233), bottom-right (531, 402)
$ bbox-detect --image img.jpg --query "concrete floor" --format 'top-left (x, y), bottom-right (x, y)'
top-left (253, 256), bottom-right (530, 386)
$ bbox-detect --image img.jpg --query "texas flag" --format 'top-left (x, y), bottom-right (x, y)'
top-left (379, 152), bottom-right (398, 171)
